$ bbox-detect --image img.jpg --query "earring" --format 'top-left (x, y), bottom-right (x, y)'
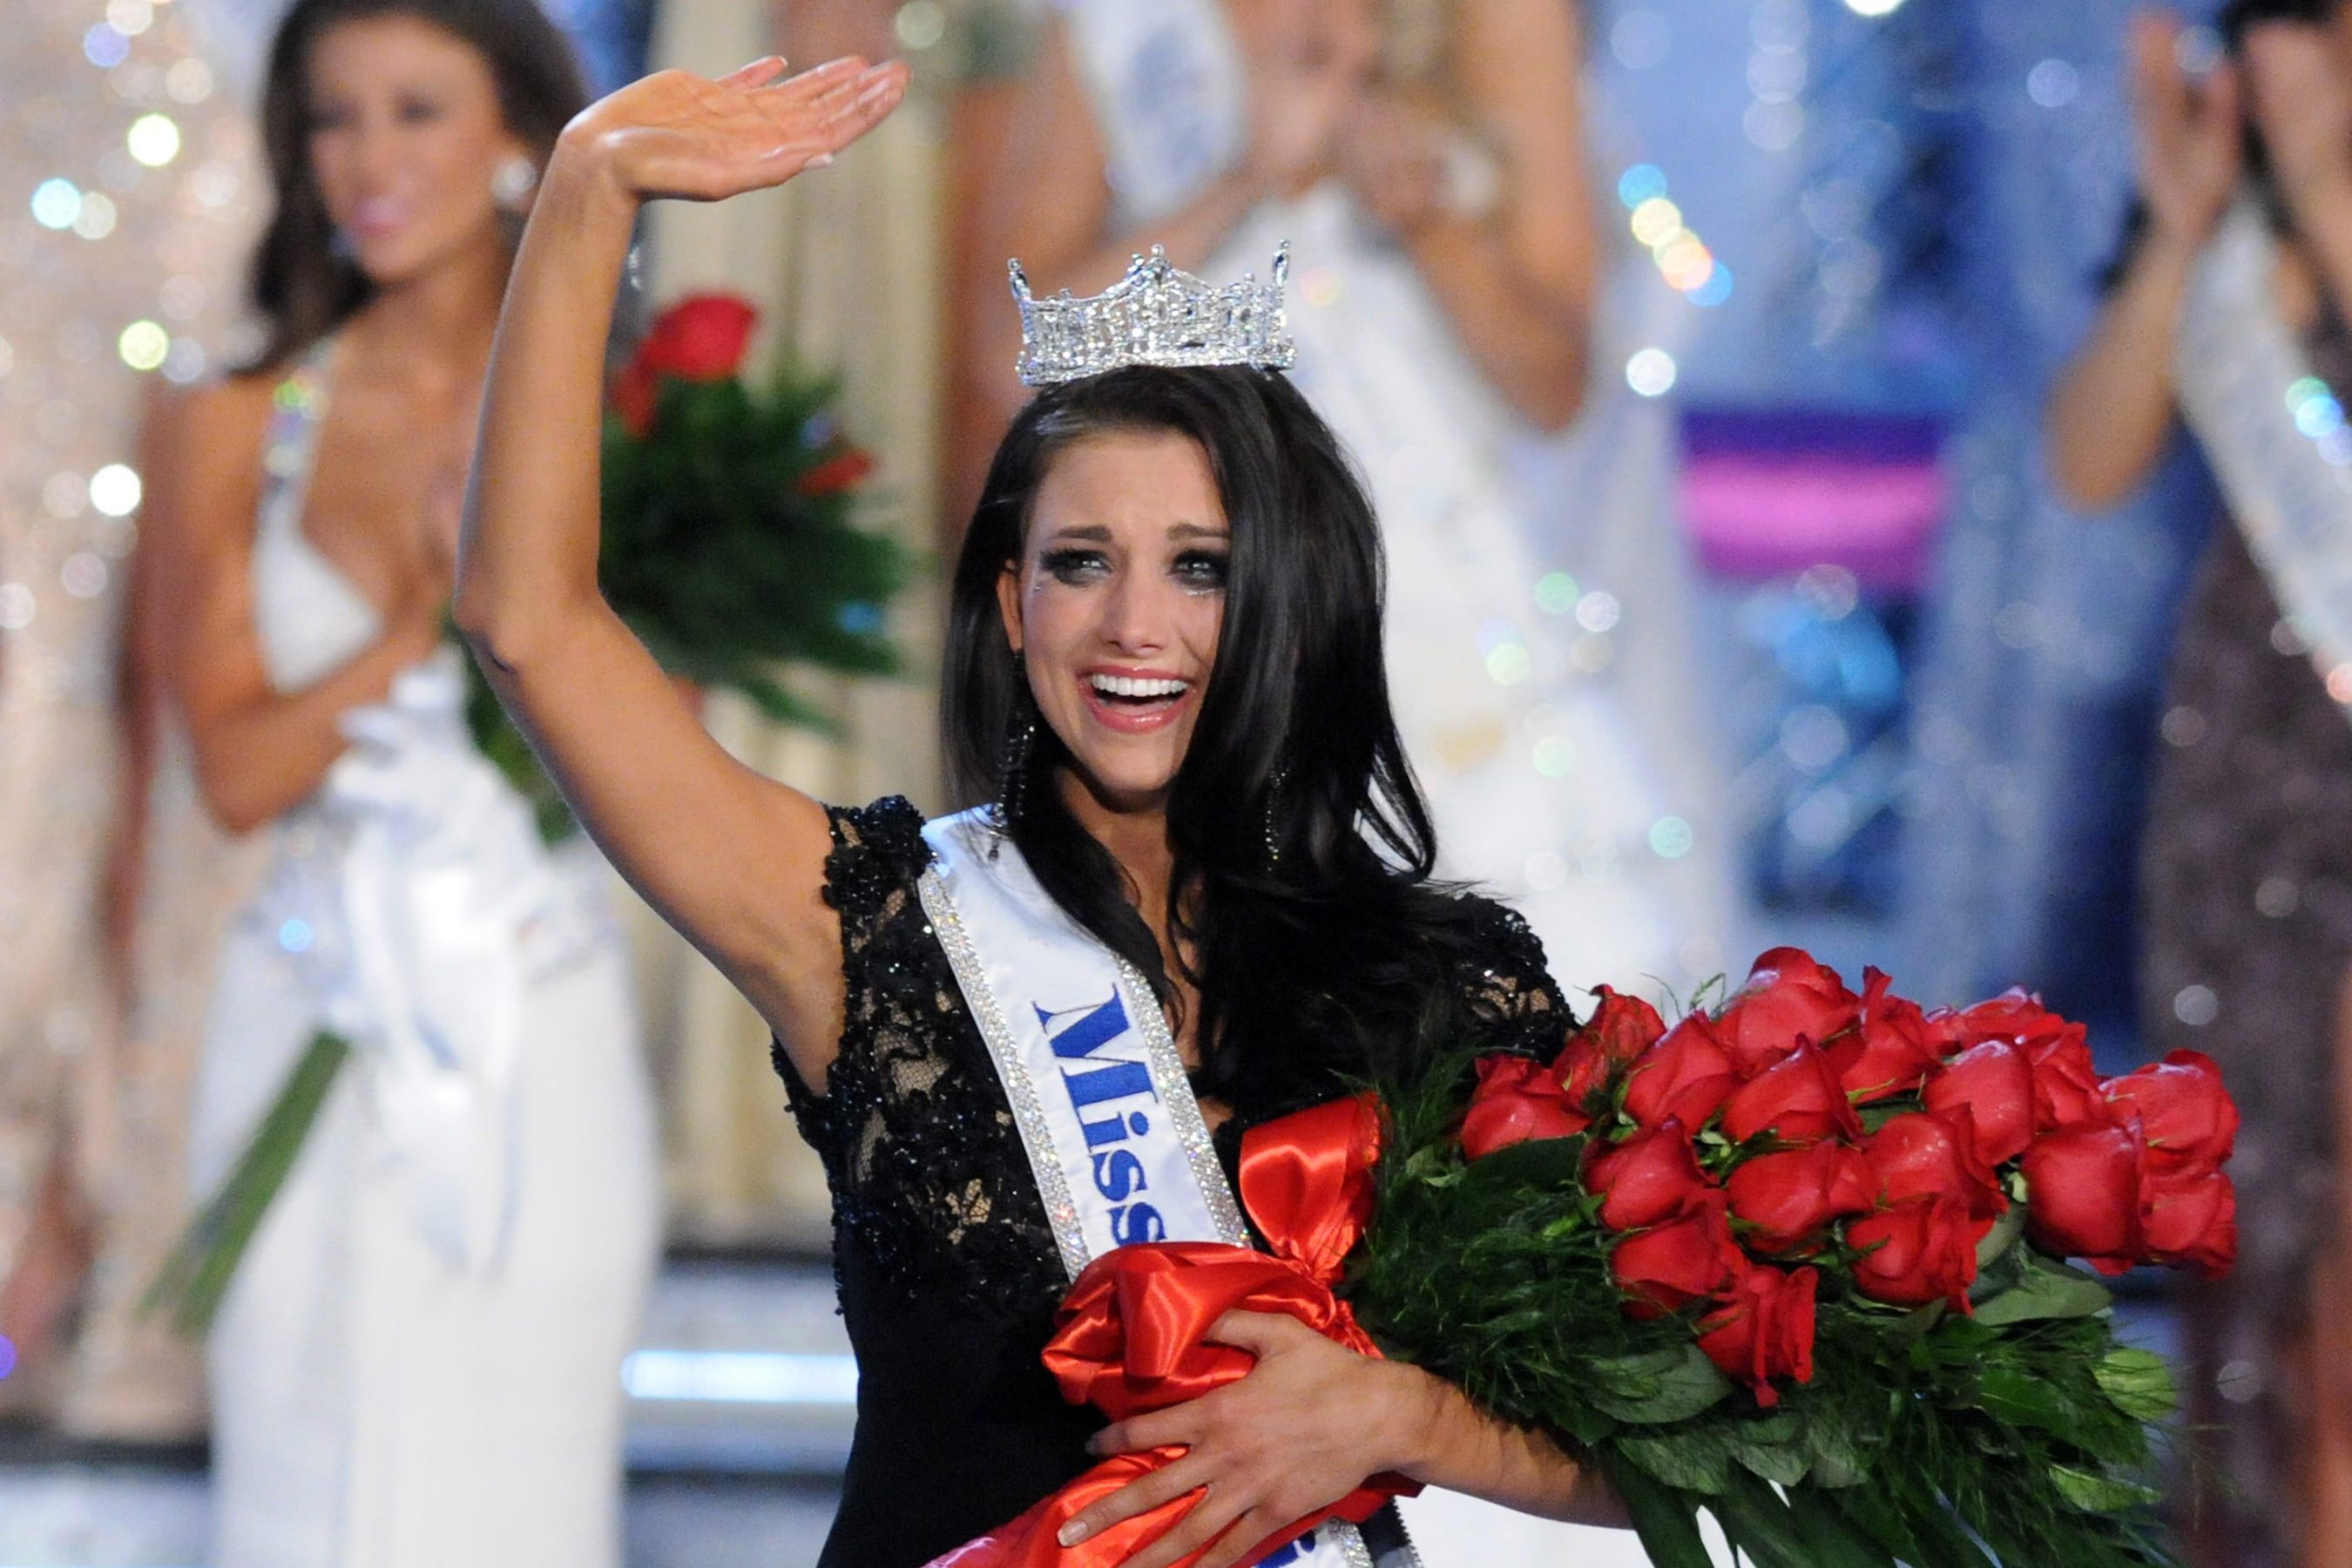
top-left (990, 658), bottom-right (1037, 858)
top-left (491, 154), bottom-right (538, 212)
top-left (328, 224), bottom-right (358, 261)
top-left (1263, 766), bottom-right (1290, 869)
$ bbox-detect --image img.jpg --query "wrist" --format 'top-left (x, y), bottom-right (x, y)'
top-left (1369, 1360), bottom-right (1450, 1477)
top-left (544, 129), bottom-right (641, 231)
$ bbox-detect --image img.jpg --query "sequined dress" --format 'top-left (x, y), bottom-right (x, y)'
top-left (779, 797), bottom-right (1569, 1568)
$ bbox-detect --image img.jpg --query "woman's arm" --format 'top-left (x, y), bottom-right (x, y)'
top-left (1340, 0), bottom-right (1598, 430)
top-left (1065, 1311), bottom-right (1620, 1568)
top-left (2243, 22), bottom-right (2352, 332)
top-left (454, 56), bottom-right (905, 1076)
top-left (153, 381), bottom-right (450, 836)
top-left (2046, 12), bottom-right (2240, 511)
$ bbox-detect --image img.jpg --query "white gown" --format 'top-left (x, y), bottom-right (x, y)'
top-left (186, 345), bottom-right (659, 1568)
top-left (1063, 3), bottom-right (1695, 1562)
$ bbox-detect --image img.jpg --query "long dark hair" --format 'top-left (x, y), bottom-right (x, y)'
top-left (945, 366), bottom-right (1497, 1112)
top-left (247, 0), bottom-right (586, 371)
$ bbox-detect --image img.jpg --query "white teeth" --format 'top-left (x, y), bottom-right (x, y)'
top-left (1090, 674), bottom-right (1189, 699)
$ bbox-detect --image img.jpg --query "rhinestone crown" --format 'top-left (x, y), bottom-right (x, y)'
top-left (1010, 243), bottom-right (1294, 387)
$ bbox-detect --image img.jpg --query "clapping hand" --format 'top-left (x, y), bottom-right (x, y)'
top-left (2244, 19), bottom-right (2352, 223)
top-left (560, 54), bottom-right (909, 207)
top-left (1337, 90), bottom-right (1455, 240)
top-left (1240, 0), bottom-right (1377, 197)
top-left (2128, 10), bottom-right (2242, 250)
top-left (1058, 1309), bottom-right (1427, 1568)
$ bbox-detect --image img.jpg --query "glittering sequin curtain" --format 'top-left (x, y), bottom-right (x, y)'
top-left (632, 0), bottom-right (948, 1247)
top-left (1, 0), bottom-right (268, 1427)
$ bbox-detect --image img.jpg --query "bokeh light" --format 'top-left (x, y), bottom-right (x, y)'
top-left (1626, 348), bottom-right (1678, 397)
top-left (118, 320), bottom-right (170, 371)
top-left (128, 112), bottom-right (182, 167)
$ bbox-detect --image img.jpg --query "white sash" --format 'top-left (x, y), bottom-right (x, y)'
top-left (916, 808), bottom-right (1388, 1568)
top-left (2175, 194), bottom-right (2352, 719)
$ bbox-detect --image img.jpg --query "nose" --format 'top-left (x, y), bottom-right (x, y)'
top-left (1096, 567), bottom-right (1173, 656)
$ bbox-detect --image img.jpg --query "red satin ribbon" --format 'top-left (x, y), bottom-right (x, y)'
top-left (926, 1095), bottom-right (1418, 1568)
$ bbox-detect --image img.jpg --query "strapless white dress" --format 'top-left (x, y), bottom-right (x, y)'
top-left (185, 346), bottom-right (659, 1568)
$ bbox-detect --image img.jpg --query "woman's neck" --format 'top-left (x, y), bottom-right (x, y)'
top-left (1058, 769), bottom-right (1175, 918)
top-left (344, 232), bottom-right (507, 389)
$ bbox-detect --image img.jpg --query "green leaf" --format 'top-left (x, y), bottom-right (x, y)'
top-left (1585, 1344), bottom-right (1735, 1424)
top-left (2093, 1348), bottom-right (2179, 1423)
top-left (1970, 1253), bottom-right (2114, 1327)
top-left (1714, 1470), bottom-right (1817, 1568)
top-left (1973, 1202), bottom-right (2027, 1273)
top-left (1786, 1486), bottom-right (1899, 1567)
top-left (1617, 1427), bottom-right (1735, 1496)
top-left (1975, 1366), bottom-right (2080, 1434)
top-left (1599, 1454), bottom-right (1721, 1568)
top-left (1727, 1417), bottom-right (1811, 1487)
top-left (2048, 1464), bottom-right (2163, 1514)
top-left (1795, 1402), bottom-right (1871, 1489)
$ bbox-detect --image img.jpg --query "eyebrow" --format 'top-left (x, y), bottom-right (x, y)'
top-left (1041, 522), bottom-right (1231, 543)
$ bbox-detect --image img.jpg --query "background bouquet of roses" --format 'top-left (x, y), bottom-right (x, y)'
top-left (469, 290), bottom-right (909, 841)
top-left (1349, 949), bottom-right (2236, 1568)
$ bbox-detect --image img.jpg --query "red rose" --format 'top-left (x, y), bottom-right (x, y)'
top-left (1923, 1041), bottom-right (2035, 1166)
top-left (2103, 1050), bottom-right (2237, 1177)
top-left (1863, 1110), bottom-right (2004, 1220)
top-left (1848, 1195), bottom-right (1990, 1309)
top-left (1575, 985), bottom-right (1670, 1064)
top-left (1611, 1193), bottom-right (1745, 1320)
top-left (1726, 1139), bottom-right (1877, 1254)
top-left (1698, 1262), bottom-right (1819, 1407)
top-left (2139, 1168), bottom-right (2236, 1277)
top-left (1951, 990), bottom-right (2105, 1132)
top-left (799, 447), bottom-right (876, 497)
top-left (2021, 1119), bottom-right (2146, 1274)
top-left (639, 293), bottom-right (759, 382)
top-left (1585, 1119), bottom-right (1712, 1232)
top-left (1624, 1014), bottom-right (1739, 1131)
top-left (1460, 1053), bottom-right (1588, 1160)
top-left (1715, 948), bottom-right (1862, 1078)
top-left (1826, 968), bottom-right (1945, 1104)
top-left (1720, 1040), bottom-right (1863, 1147)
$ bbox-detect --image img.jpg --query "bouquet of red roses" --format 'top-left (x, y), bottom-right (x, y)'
top-left (1348, 948), bottom-right (2236, 1568)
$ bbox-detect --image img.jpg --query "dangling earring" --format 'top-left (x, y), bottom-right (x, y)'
top-left (328, 224), bottom-right (358, 262)
top-left (1263, 765), bottom-right (1291, 869)
top-left (990, 655), bottom-right (1037, 858)
top-left (490, 154), bottom-right (538, 212)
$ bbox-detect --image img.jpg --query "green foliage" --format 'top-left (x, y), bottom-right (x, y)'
top-left (1346, 1013), bottom-right (2185, 1567)
top-left (467, 362), bottom-right (911, 839)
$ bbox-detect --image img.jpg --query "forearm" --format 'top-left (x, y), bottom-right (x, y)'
top-left (187, 613), bottom-right (443, 835)
top-left (2291, 192), bottom-right (2352, 340)
top-left (2045, 237), bottom-right (2195, 510)
top-left (1403, 215), bottom-right (1590, 430)
top-left (455, 142), bottom-right (636, 666)
top-left (1383, 1362), bottom-right (1625, 1527)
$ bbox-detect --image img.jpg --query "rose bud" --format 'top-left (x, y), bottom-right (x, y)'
top-left (1726, 1140), bottom-right (1877, 1253)
top-left (1572, 985), bottom-right (1669, 1067)
top-left (1950, 987), bottom-right (2075, 1053)
top-left (1848, 1195), bottom-right (1990, 1309)
top-left (2020, 1119), bottom-right (2147, 1274)
top-left (1864, 1110), bottom-right (2005, 1221)
top-left (1720, 1040), bottom-right (1864, 1147)
top-left (1715, 948), bottom-right (1862, 1078)
top-left (2103, 1050), bottom-right (2238, 1178)
top-left (1923, 1041), bottom-right (2035, 1166)
top-left (1698, 1262), bottom-right (1820, 1408)
top-left (639, 293), bottom-right (760, 382)
top-left (611, 357), bottom-right (659, 437)
top-left (1827, 969), bottom-right (1946, 1104)
top-left (1611, 1193), bottom-right (1744, 1320)
top-left (1460, 1052), bottom-right (1587, 1160)
top-left (2026, 1031), bottom-right (2107, 1135)
top-left (1624, 1014), bottom-right (1740, 1132)
top-left (1585, 1119), bottom-right (1712, 1232)
top-left (2139, 1167), bottom-right (2236, 1277)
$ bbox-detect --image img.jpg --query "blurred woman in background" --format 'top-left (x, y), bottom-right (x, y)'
top-left (2047, 4), bottom-right (2352, 1562)
top-left (146, 1), bottom-right (657, 1561)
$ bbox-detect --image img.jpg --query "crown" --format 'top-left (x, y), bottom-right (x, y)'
top-left (1009, 243), bottom-right (1295, 387)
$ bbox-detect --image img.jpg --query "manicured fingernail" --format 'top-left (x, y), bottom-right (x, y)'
top-left (1058, 1520), bottom-right (1090, 1546)
top-left (806, 152), bottom-right (833, 169)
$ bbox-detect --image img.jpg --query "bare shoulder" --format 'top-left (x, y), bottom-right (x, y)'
top-left (143, 371), bottom-right (275, 544)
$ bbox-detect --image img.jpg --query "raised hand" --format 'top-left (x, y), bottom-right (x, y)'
top-left (2244, 19), bottom-right (2352, 221)
top-left (1239, 0), bottom-right (1378, 197)
top-left (560, 54), bottom-right (909, 206)
top-left (2127, 10), bottom-right (2242, 250)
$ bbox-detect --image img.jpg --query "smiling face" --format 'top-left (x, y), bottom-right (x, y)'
top-left (304, 12), bottom-right (525, 287)
top-left (997, 429), bottom-right (1231, 815)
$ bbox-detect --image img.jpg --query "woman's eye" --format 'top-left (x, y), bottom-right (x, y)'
top-left (1174, 551), bottom-right (1229, 591)
top-left (1040, 548), bottom-right (1108, 585)
top-left (310, 105), bottom-right (354, 132)
top-left (396, 97), bottom-right (444, 124)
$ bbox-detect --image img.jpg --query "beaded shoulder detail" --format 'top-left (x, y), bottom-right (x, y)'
top-left (774, 796), bottom-right (1071, 1321)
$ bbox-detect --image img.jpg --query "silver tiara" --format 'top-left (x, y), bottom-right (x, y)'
top-left (1010, 243), bottom-right (1295, 387)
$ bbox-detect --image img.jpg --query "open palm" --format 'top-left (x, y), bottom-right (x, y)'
top-left (573, 54), bottom-right (910, 206)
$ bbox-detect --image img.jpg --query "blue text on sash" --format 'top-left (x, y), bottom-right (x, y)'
top-left (1037, 992), bottom-right (1167, 1247)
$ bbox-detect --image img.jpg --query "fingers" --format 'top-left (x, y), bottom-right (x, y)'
top-left (760, 53), bottom-right (872, 105)
top-left (716, 55), bottom-right (787, 89)
top-left (1204, 1309), bottom-right (1305, 1355)
top-left (1089, 1405), bottom-right (1193, 1456)
top-left (1117, 1487), bottom-right (1248, 1568)
top-left (1191, 1509), bottom-right (1291, 1568)
top-left (1055, 1453), bottom-right (1210, 1548)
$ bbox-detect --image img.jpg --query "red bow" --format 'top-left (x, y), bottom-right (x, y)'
top-left (926, 1095), bottom-right (1417, 1567)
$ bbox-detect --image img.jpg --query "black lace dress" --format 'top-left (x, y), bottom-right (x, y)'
top-left (774, 797), bottom-right (1568, 1568)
